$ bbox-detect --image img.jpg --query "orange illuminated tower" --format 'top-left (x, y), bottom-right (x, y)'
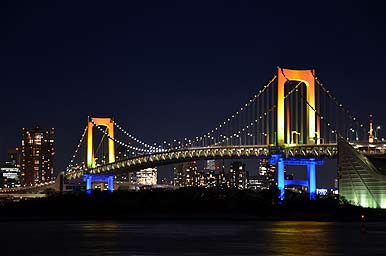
top-left (277, 67), bottom-right (319, 146)
top-left (87, 117), bottom-right (115, 168)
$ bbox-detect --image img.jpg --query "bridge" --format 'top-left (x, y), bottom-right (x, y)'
top-left (2, 67), bottom-right (386, 208)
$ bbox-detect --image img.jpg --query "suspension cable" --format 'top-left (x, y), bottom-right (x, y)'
top-left (190, 75), bottom-right (277, 145)
top-left (90, 118), bottom-right (160, 154)
top-left (66, 125), bottom-right (88, 171)
top-left (94, 127), bottom-right (108, 158)
top-left (313, 75), bottom-right (366, 131)
top-left (112, 120), bottom-right (162, 151)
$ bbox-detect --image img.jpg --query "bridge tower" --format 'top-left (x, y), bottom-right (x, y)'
top-left (277, 67), bottom-right (320, 146)
top-left (87, 117), bottom-right (115, 168)
top-left (275, 68), bottom-right (322, 200)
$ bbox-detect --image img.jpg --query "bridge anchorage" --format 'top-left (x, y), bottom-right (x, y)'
top-left (5, 67), bottom-right (384, 208)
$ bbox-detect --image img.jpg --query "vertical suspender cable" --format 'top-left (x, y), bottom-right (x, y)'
top-left (295, 84), bottom-right (299, 142)
top-left (300, 84), bottom-right (304, 144)
top-left (272, 85), bottom-right (275, 144)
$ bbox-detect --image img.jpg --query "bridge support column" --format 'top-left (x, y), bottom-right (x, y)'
top-left (274, 158), bottom-right (323, 201)
top-left (83, 174), bottom-right (115, 193)
top-left (307, 161), bottom-right (316, 200)
top-left (277, 158), bottom-right (285, 201)
top-left (107, 176), bottom-right (114, 192)
top-left (85, 175), bottom-right (92, 194)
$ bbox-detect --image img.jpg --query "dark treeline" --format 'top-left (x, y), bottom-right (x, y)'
top-left (0, 188), bottom-right (385, 221)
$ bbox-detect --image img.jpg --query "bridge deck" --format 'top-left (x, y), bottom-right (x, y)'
top-left (66, 144), bottom-right (338, 179)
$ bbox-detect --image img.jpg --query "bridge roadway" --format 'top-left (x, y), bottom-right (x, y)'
top-left (66, 144), bottom-right (339, 179)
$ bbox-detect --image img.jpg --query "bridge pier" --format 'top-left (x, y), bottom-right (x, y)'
top-left (83, 174), bottom-right (115, 193)
top-left (277, 159), bottom-right (285, 201)
top-left (271, 155), bottom-right (323, 201)
top-left (307, 161), bottom-right (316, 200)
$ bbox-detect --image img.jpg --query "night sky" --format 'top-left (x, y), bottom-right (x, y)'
top-left (1, 1), bottom-right (385, 187)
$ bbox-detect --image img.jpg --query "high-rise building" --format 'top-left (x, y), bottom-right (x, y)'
top-left (218, 160), bottom-right (227, 189)
top-left (136, 168), bottom-right (157, 188)
top-left (195, 160), bottom-right (226, 188)
top-left (21, 127), bottom-right (55, 186)
top-left (0, 149), bottom-right (22, 188)
top-left (227, 161), bottom-right (247, 189)
top-left (203, 160), bottom-right (219, 188)
top-left (174, 161), bottom-right (199, 187)
top-left (258, 158), bottom-right (277, 189)
top-left (7, 148), bottom-right (21, 168)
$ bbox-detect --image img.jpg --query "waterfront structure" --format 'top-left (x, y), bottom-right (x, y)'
top-left (21, 127), bottom-right (55, 186)
top-left (227, 161), bottom-right (247, 189)
top-left (338, 138), bottom-right (386, 208)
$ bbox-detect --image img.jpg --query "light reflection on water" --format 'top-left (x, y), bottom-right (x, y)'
top-left (1, 220), bottom-right (386, 255)
top-left (265, 222), bottom-right (337, 256)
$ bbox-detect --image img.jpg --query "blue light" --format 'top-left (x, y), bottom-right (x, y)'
top-left (269, 154), bottom-right (281, 165)
top-left (277, 159), bottom-right (285, 200)
top-left (307, 162), bottom-right (316, 200)
top-left (275, 157), bottom-right (322, 201)
top-left (83, 174), bottom-right (115, 193)
top-left (107, 176), bottom-right (114, 192)
top-left (284, 180), bottom-right (308, 186)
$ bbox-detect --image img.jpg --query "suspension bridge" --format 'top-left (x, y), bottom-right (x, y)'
top-left (2, 67), bottom-right (386, 207)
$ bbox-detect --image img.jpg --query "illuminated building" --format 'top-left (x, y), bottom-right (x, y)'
top-left (21, 127), bottom-right (55, 186)
top-left (227, 161), bottom-right (247, 189)
top-left (205, 169), bottom-right (218, 188)
top-left (173, 161), bottom-right (198, 187)
top-left (0, 149), bottom-right (22, 188)
top-left (258, 158), bottom-right (277, 189)
top-left (136, 168), bottom-right (157, 188)
top-left (247, 175), bottom-right (263, 190)
top-left (339, 138), bottom-right (386, 208)
top-left (7, 148), bottom-right (21, 168)
top-left (199, 160), bottom-right (224, 188)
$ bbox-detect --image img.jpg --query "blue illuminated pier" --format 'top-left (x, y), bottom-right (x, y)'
top-left (271, 155), bottom-right (324, 200)
top-left (83, 174), bottom-right (115, 193)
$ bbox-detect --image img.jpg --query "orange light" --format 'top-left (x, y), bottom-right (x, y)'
top-left (277, 68), bottom-right (318, 145)
top-left (87, 117), bottom-right (115, 168)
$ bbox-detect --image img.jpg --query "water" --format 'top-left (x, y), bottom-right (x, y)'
top-left (1, 220), bottom-right (386, 255)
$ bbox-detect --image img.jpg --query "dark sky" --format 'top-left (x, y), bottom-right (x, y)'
top-left (0, 0), bottom-right (385, 187)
